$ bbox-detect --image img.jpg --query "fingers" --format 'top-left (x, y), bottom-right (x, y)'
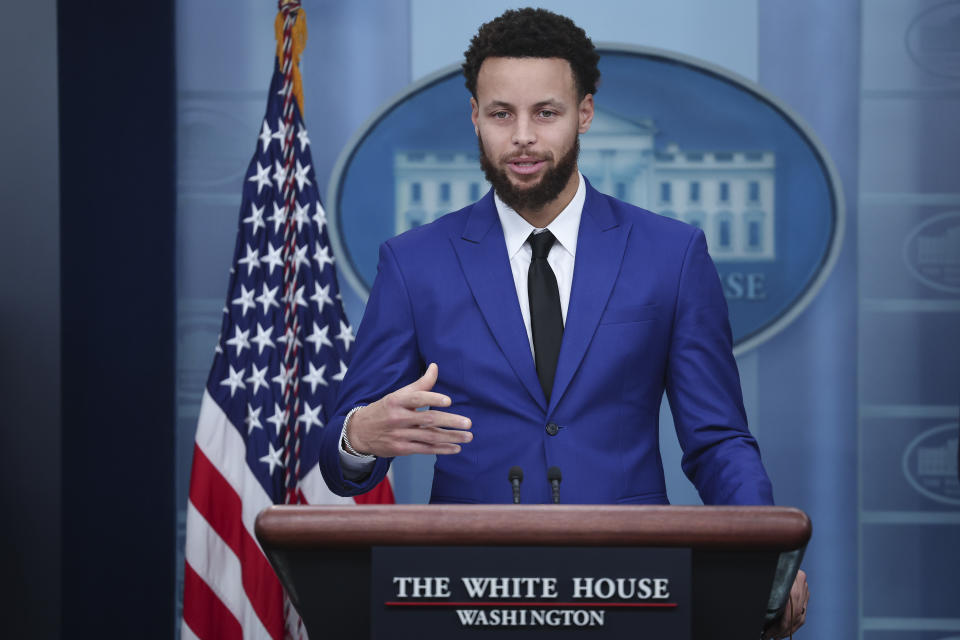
top-left (396, 365), bottom-right (455, 409)
top-left (401, 390), bottom-right (453, 409)
top-left (392, 426), bottom-right (473, 456)
top-left (413, 409), bottom-right (472, 430)
top-left (784, 570), bottom-right (808, 637)
top-left (405, 362), bottom-right (439, 393)
top-left (795, 573), bottom-right (809, 632)
top-left (764, 571), bottom-right (809, 640)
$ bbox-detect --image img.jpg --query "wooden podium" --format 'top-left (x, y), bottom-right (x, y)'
top-left (256, 505), bottom-right (810, 638)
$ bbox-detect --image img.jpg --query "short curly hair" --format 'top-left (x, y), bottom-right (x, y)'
top-left (463, 8), bottom-right (600, 100)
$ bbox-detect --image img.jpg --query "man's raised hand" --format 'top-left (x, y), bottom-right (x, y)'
top-left (345, 363), bottom-right (473, 457)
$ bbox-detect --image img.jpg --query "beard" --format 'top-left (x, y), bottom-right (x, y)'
top-left (478, 135), bottom-right (579, 213)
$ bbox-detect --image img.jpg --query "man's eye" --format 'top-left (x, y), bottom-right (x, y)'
top-left (539, 110), bottom-right (556, 118)
top-left (492, 111), bottom-right (509, 119)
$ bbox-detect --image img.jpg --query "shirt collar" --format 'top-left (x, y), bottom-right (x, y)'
top-left (494, 172), bottom-right (585, 260)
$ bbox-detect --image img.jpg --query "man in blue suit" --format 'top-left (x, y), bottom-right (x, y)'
top-left (320, 6), bottom-right (774, 507)
top-left (319, 9), bottom-right (808, 635)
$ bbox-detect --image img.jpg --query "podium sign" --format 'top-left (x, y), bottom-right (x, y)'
top-left (371, 546), bottom-right (691, 638)
top-left (255, 505), bottom-right (811, 638)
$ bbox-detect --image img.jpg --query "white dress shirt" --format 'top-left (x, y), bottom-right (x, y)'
top-left (340, 173), bottom-right (587, 474)
top-left (494, 172), bottom-right (585, 355)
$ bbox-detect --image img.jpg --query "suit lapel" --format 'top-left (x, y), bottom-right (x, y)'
top-left (452, 194), bottom-right (547, 411)
top-left (549, 186), bottom-right (630, 414)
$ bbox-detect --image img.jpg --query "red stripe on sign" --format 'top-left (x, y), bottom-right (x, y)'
top-left (384, 601), bottom-right (678, 608)
top-left (354, 476), bottom-right (395, 504)
top-left (189, 444), bottom-right (285, 640)
top-left (183, 562), bottom-right (243, 640)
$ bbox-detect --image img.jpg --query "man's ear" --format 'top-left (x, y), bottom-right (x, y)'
top-left (470, 97), bottom-right (480, 136)
top-left (578, 94), bottom-right (595, 134)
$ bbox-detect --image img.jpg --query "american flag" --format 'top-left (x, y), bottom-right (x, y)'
top-left (182, 5), bottom-right (393, 639)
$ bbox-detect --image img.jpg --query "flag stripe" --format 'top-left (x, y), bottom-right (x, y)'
top-left (188, 444), bottom-right (286, 637)
top-left (194, 391), bottom-right (273, 537)
top-left (184, 501), bottom-right (279, 640)
top-left (180, 617), bottom-right (203, 640)
top-left (353, 476), bottom-right (396, 504)
top-left (298, 462), bottom-right (356, 506)
top-left (183, 561), bottom-right (244, 640)
top-left (188, 445), bottom-right (245, 558)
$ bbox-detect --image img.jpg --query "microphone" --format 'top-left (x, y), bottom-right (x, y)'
top-left (508, 466), bottom-right (524, 504)
top-left (547, 466), bottom-right (562, 504)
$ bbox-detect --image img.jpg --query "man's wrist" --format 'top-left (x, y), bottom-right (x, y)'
top-left (341, 406), bottom-right (375, 459)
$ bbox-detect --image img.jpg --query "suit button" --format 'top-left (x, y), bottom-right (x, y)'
top-left (545, 422), bottom-right (559, 436)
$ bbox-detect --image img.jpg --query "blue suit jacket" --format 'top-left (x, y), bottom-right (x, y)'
top-left (320, 183), bottom-right (774, 505)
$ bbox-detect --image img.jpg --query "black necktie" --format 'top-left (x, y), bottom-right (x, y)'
top-left (527, 230), bottom-right (563, 401)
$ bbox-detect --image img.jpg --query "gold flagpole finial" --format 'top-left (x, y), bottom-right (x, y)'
top-left (274, 2), bottom-right (308, 115)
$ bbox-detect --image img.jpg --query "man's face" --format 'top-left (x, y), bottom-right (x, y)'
top-left (471, 57), bottom-right (594, 213)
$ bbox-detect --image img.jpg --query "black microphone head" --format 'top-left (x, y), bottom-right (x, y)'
top-left (508, 466), bottom-right (524, 482)
top-left (547, 466), bottom-right (562, 483)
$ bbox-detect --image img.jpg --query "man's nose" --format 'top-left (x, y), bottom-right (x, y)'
top-left (512, 115), bottom-right (536, 146)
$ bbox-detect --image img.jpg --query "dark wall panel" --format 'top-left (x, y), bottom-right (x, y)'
top-left (59, 3), bottom-right (176, 637)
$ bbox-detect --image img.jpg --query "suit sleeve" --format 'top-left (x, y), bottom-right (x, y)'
top-left (318, 240), bottom-right (424, 496)
top-left (664, 229), bottom-right (775, 505)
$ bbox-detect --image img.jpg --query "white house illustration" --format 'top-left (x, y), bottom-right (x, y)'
top-left (394, 109), bottom-right (776, 261)
top-left (917, 226), bottom-right (960, 266)
top-left (918, 438), bottom-right (959, 477)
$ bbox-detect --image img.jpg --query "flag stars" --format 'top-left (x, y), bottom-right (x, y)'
top-left (250, 323), bottom-right (275, 354)
top-left (256, 283), bottom-right (280, 313)
top-left (292, 201), bottom-right (310, 231)
top-left (259, 442), bottom-right (285, 476)
top-left (232, 284), bottom-right (256, 317)
top-left (260, 241), bottom-right (284, 275)
top-left (313, 244), bottom-right (334, 271)
top-left (312, 202), bottom-right (326, 233)
top-left (266, 402), bottom-right (288, 436)
top-left (297, 402), bottom-right (323, 434)
top-left (310, 284), bottom-right (333, 313)
top-left (331, 360), bottom-right (349, 382)
top-left (225, 326), bottom-right (251, 356)
top-left (336, 320), bottom-right (355, 351)
top-left (303, 362), bottom-right (328, 393)
top-left (244, 203), bottom-right (265, 234)
top-left (297, 126), bottom-right (310, 151)
top-left (237, 243), bottom-right (260, 276)
top-left (267, 202), bottom-right (288, 235)
top-left (258, 120), bottom-right (274, 153)
top-left (245, 363), bottom-right (269, 395)
top-left (219, 365), bottom-right (246, 397)
top-left (283, 284), bottom-right (307, 309)
top-left (305, 322), bottom-right (332, 351)
top-left (273, 118), bottom-right (289, 147)
top-left (247, 161), bottom-right (271, 195)
top-left (293, 243), bottom-right (310, 270)
top-left (245, 404), bottom-right (263, 433)
top-left (272, 160), bottom-right (289, 190)
top-left (276, 325), bottom-right (303, 349)
top-left (294, 159), bottom-right (311, 191)
top-left (272, 364), bottom-right (294, 392)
